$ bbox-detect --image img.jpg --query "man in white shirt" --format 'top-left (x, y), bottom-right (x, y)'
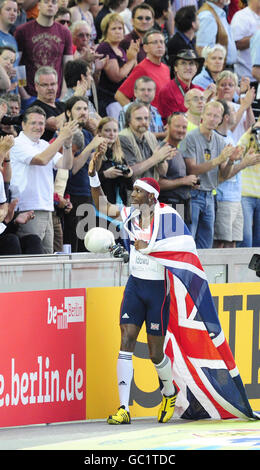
top-left (0, 170), bottom-right (7, 235)
top-left (196, 0), bottom-right (237, 67)
top-left (231, 0), bottom-right (260, 81)
top-left (10, 105), bottom-right (78, 253)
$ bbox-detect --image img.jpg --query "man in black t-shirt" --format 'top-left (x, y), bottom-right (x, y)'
top-left (32, 66), bottom-right (65, 142)
top-left (168, 6), bottom-right (199, 68)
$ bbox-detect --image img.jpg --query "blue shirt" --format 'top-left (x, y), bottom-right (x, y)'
top-left (192, 67), bottom-right (213, 89)
top-left (118, 100), bottom-right (164, 133)
top-left (0, 31), bottom-right (19, 93)
top-left (196, 2), bottom-right (237, 65)
top-left (214, 131), bottom-right (241, 202)
top-left (250, 30), bottom-right (260, 66)
top-left (0, 30), bottom-right (18, 52)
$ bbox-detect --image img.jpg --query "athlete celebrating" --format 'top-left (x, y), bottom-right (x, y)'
top-left (88, 150), bottom-right (177, 425)
top-left (88, 147), bottom-right (260, 424)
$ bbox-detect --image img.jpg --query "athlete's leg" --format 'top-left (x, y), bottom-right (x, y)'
top-left (147, 334), bottom-right (177, 423)
top-left (117, 324), bottom-right (140, 411)
top-left (120, 324), bottom-right (141, 352)
top-left (107, 324), bottom-right (140, 425)
top-left (147, 334), bottom-right (175, 396)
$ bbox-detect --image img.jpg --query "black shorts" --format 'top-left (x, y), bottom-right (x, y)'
top-left (120, 275), bottom-right (170, 336)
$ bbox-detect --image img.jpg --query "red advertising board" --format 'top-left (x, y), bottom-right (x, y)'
top-left (0, 289), bottom-right (86, 427)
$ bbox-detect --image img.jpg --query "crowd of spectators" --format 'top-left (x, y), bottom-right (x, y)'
top-left (0, 0), bottom-right (260, 256)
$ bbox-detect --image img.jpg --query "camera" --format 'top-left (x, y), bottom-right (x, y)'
top-left (248, 254), bottom-right (260, 278)
top-left (250, 127), bottom-right (260, 151)
top-left (109, 244), bottom-right (129, 263)
top-left (115, 164), bottom-right (130, 175)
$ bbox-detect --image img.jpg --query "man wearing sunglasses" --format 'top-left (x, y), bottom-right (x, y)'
top-left (120, 3), bottom-right (155, 63)
top-left (54, 6), bottom-right (71, 28)
top-left (115, 29), bottom-right (170, 109)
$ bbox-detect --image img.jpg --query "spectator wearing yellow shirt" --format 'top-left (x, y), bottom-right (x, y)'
top-left (184, 88), bottom-right (206, 133)
top-left (238, 120), bottom-right (260, 247)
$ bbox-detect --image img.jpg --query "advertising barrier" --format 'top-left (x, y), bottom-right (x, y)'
top-left (0, 289), bottom-right (86, 427)
top-left (86, 283), bottom-right (260, 419)
top-left (0, 282), bottom-right (259, 426)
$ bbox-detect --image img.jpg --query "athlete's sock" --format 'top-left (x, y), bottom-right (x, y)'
top-left (117, 351), bottom-right (133, 412)
top-left (154, 354), bottom-right (175, 396)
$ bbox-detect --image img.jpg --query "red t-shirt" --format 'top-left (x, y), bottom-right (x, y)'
top-left (14, 20), bottom-right (73, 98)
top-left (117, 57), bottom-right (170, 110)
top-left (157, 77), bottom-right (204, 124)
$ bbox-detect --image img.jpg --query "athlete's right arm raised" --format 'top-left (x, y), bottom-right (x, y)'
top-left (88, 150), bottom-right (122, 220)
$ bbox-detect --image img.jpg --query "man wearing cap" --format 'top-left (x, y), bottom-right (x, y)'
top-left (157, 49), bottom-right (205, 124)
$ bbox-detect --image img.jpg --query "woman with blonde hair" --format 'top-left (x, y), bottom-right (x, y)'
top-left (95, 12), bottom-right (139, 117)
top-left (216, 69), bottom-right (255, 143)
top-left (192, 44), bottom-right (226, 89)
top-left (96, 116), bottom-right (133, 205)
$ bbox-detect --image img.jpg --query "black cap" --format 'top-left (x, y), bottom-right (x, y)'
top-left (171, 49), bottom-right (205, 66)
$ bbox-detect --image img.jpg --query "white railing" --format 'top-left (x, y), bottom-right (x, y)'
top-left (0, 248), bottom-right (259, 293)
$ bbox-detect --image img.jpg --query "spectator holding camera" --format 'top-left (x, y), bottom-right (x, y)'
top-left (96, 117), bottom-right (133, 206)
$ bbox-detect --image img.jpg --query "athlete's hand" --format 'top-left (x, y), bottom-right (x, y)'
top-left (134, 240), bottom-right (148, 250)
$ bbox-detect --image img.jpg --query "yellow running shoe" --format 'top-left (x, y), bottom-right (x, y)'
top-left (107, 406), bottom-right (131, 425)
top-left (158, 394), bottom-right (177, 423)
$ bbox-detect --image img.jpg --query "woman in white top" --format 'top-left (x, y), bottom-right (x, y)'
top-left (216, 70), bottom-right (255, 144)
top-left (70, 0), bottom-right (97, 43)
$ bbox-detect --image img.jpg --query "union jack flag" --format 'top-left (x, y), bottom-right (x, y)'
top-left (122, 202), bottom-right (259, 420)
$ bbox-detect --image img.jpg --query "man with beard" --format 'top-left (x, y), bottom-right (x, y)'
top-left (119, 102), bottom-right (175, 180)
top-left (118, 76), bottom-right (165, 140)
